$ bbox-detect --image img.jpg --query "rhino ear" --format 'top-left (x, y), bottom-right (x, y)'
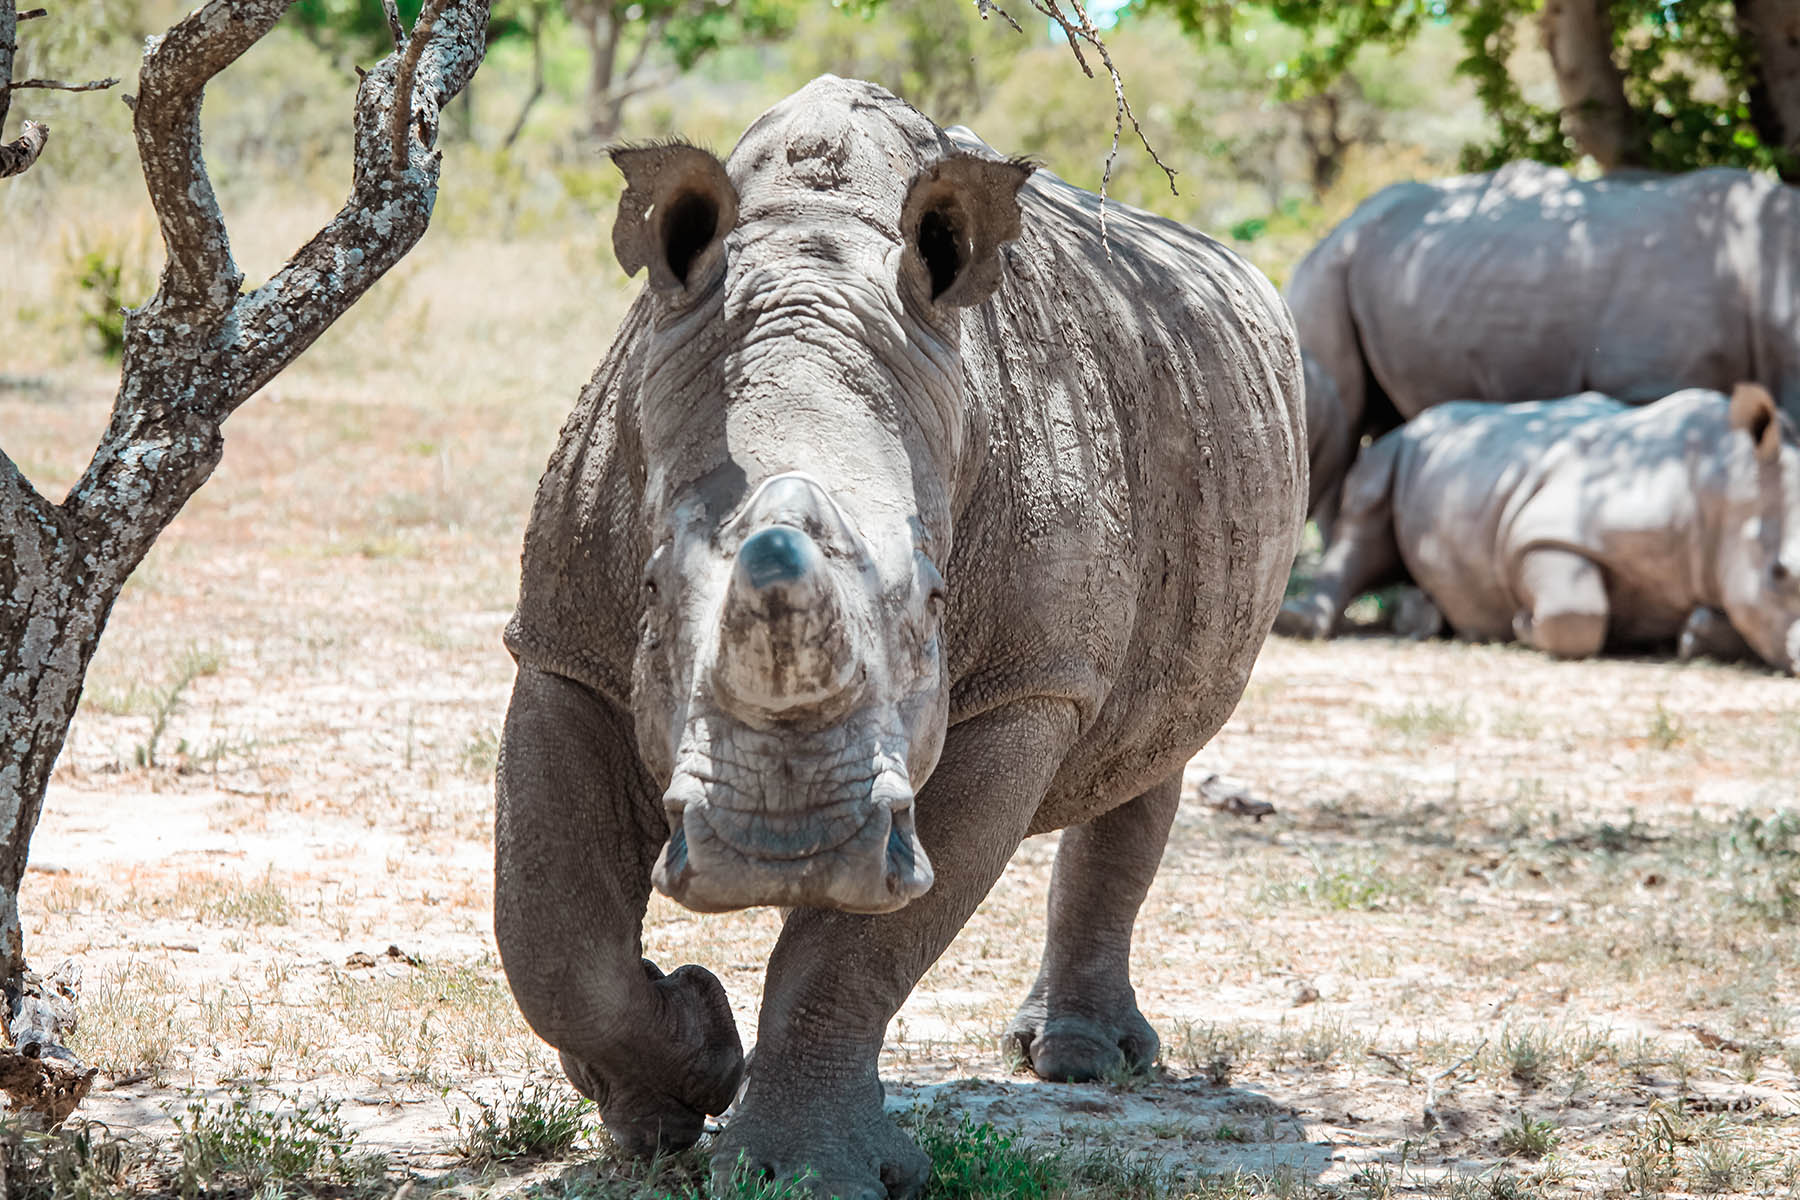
top-left (899, 154), bottom-right (1034, 310)
top-left (1730, 382), bottom-right (1783, 464)
top-left (611, 142), bottom-right (739, 294)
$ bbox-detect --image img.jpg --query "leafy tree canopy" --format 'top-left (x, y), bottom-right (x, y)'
top-left (1134, 0), bottom-right (1798, 178)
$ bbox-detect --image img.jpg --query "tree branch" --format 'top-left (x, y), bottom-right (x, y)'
top-left (987, 0), bottom-right (1175, 245)
top-left (228, 0), bottom-right (488, 410)
top-left (9, 75), bottom-right (118, 92)
top-left (380, 0), bottom-right (406, 49)
top-left (133, 0), bottom-right (291, 315)
top-left (0, 116), bottom-right (43, 177)
top-left (391, 0), bottom-right (446, 171)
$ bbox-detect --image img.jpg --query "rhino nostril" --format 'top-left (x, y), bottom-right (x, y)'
top-left (887, 824), bottom-right (914, 876)
top-left (738, 525), bottom-right (819, 590)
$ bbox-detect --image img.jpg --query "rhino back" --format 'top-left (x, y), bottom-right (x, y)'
top-left (1347, 165), bottom-right (1794, 416)
top-left (946, 160), bottom-right (1305, 830)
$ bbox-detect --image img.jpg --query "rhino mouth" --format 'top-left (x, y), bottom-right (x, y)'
top-left (651, 769), bottom-right (934, 914)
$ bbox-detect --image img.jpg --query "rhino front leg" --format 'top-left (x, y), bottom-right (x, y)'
top-left (1678, 606), bottom-right (1754, 664)
top-left (1510, 547), bottom-right (1610, 660)
top-left (1005, 772), bottom-right (1180, 1081)
top-left (494, 665), bottom-right (744, 1156)
top-left (711, 698), bottom-right (1082, 1200)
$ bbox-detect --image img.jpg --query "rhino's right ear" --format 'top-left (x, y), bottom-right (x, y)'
top-left (1730, 382), bottom-right (1783, 465)
top-left (900, 154), bottom-right (1034, 310)
top-left (610, 142), bottom-right (739, 295)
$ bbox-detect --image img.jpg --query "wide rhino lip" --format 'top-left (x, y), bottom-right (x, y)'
top-left (651, 770), bottom-right (935, 914)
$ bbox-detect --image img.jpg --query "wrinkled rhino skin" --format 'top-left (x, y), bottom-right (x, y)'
top-left (1278, 385), bottom-right (1800, 674)
top-left (1290, 162), bottom-right (1800, 529)
top-left (494, 77), bottom-right (1305, 1198)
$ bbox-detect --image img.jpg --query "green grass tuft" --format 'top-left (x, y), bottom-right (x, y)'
top-left (449, 1079), bottom-right (594, 1165)
top-left (170, 1088), bottom-right (384, 1197)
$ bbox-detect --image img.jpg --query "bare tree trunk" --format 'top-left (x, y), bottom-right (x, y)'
top-left (1735, 0), bottom-right (1800, 181)
top-left (502, 5), bottom-right (545, 150)
top-left (579, 3), bottom-right (624, 142)
top-left (1539, 0), bottom-right (1642, 170)
top-left (0, 0), bottom-right (490, 1117)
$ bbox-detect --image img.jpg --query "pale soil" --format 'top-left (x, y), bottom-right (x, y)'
top-left (8, 295), bottom-right (1800, 1196)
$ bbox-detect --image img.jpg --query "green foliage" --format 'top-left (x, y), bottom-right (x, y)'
top-left (286, 0), bottom-right (422, 60)
top-left (448, 1080), bottom-right (593, 1164)
top-left (1715, 810), bottom-right (1800, 925)
top-left (62, 225), bottom-right (152, 361)
top-left (911, 1116), bottom-right (1065, 1199)
top-left (1498, 1111), bottom-right (1561, 1159)
top-left (1135, 0), bottom-right (1796, 177)
top-left (169, 1089), bottom-right (385, 1197)
top-left (0, 1118), bottom-right (139, 1200)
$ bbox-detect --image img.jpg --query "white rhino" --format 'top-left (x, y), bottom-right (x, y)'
top-left (1278, 384), bottom-right (1800, 673)
top-left (496, 77), bottom-right (1305, 1198)
top-left (1290, 162), bottom-right (1800, 531)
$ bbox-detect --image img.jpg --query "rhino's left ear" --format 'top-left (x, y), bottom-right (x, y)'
top-left (900, 154), bottom-right (1034, 310)
top-left (611, 141), bottom-right (739, 295)
top-left (1730, 382), bottom-right (1783, 464)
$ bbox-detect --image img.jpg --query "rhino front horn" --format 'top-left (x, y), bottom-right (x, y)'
top-left (714, 525), bottom-right (859, 715)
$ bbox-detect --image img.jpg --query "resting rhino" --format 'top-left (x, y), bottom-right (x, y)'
top-left (1278, 384), bottom-right (1800, 673)
top-left (495, 76), bottom-right (1305, 1197)
top-left (1290, 162), bottom-right (1800, 530)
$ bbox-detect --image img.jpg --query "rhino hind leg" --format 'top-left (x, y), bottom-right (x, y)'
top-left (1006, 772), bottom-right (1181, 1083)
top-left (1678, 607), bottom-right (1754, 664)
top-left (494, 667), bottom-right (744, 1157)
top-left (1511, 548), bottom-right (1610, 660)
top-left (1276, 439), bottom-right (1406, 640)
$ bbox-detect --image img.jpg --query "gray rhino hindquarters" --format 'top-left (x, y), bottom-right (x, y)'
top-left (1290, 162), bottom-right (1800, 531)
top-left (494, 76), bottom-right (1305, 1199)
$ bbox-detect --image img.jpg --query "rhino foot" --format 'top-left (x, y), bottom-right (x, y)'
top-left (1006, 1005), bottom-right (1159, 1083)
top-left (1273, 592), bottom-right (1335, 640)
top-left (711, 1077), bottom-right (928, 1200)
top-left (561, 961), bottom-right (744, 1157)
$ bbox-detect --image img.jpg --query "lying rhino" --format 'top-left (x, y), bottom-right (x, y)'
top-left (496, 76), bottom-right (1305, 1197)
top-left (1290, 162), bottom-right (1800, 530)
top-left (1278, 385), bottom-right (1800, 673)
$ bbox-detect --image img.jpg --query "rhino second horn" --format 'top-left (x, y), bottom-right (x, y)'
top-left (715, 525), bottom-right (858, 714)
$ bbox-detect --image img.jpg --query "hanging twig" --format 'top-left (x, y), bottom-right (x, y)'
top-left (970, 0), bottom-right (1176, 248)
